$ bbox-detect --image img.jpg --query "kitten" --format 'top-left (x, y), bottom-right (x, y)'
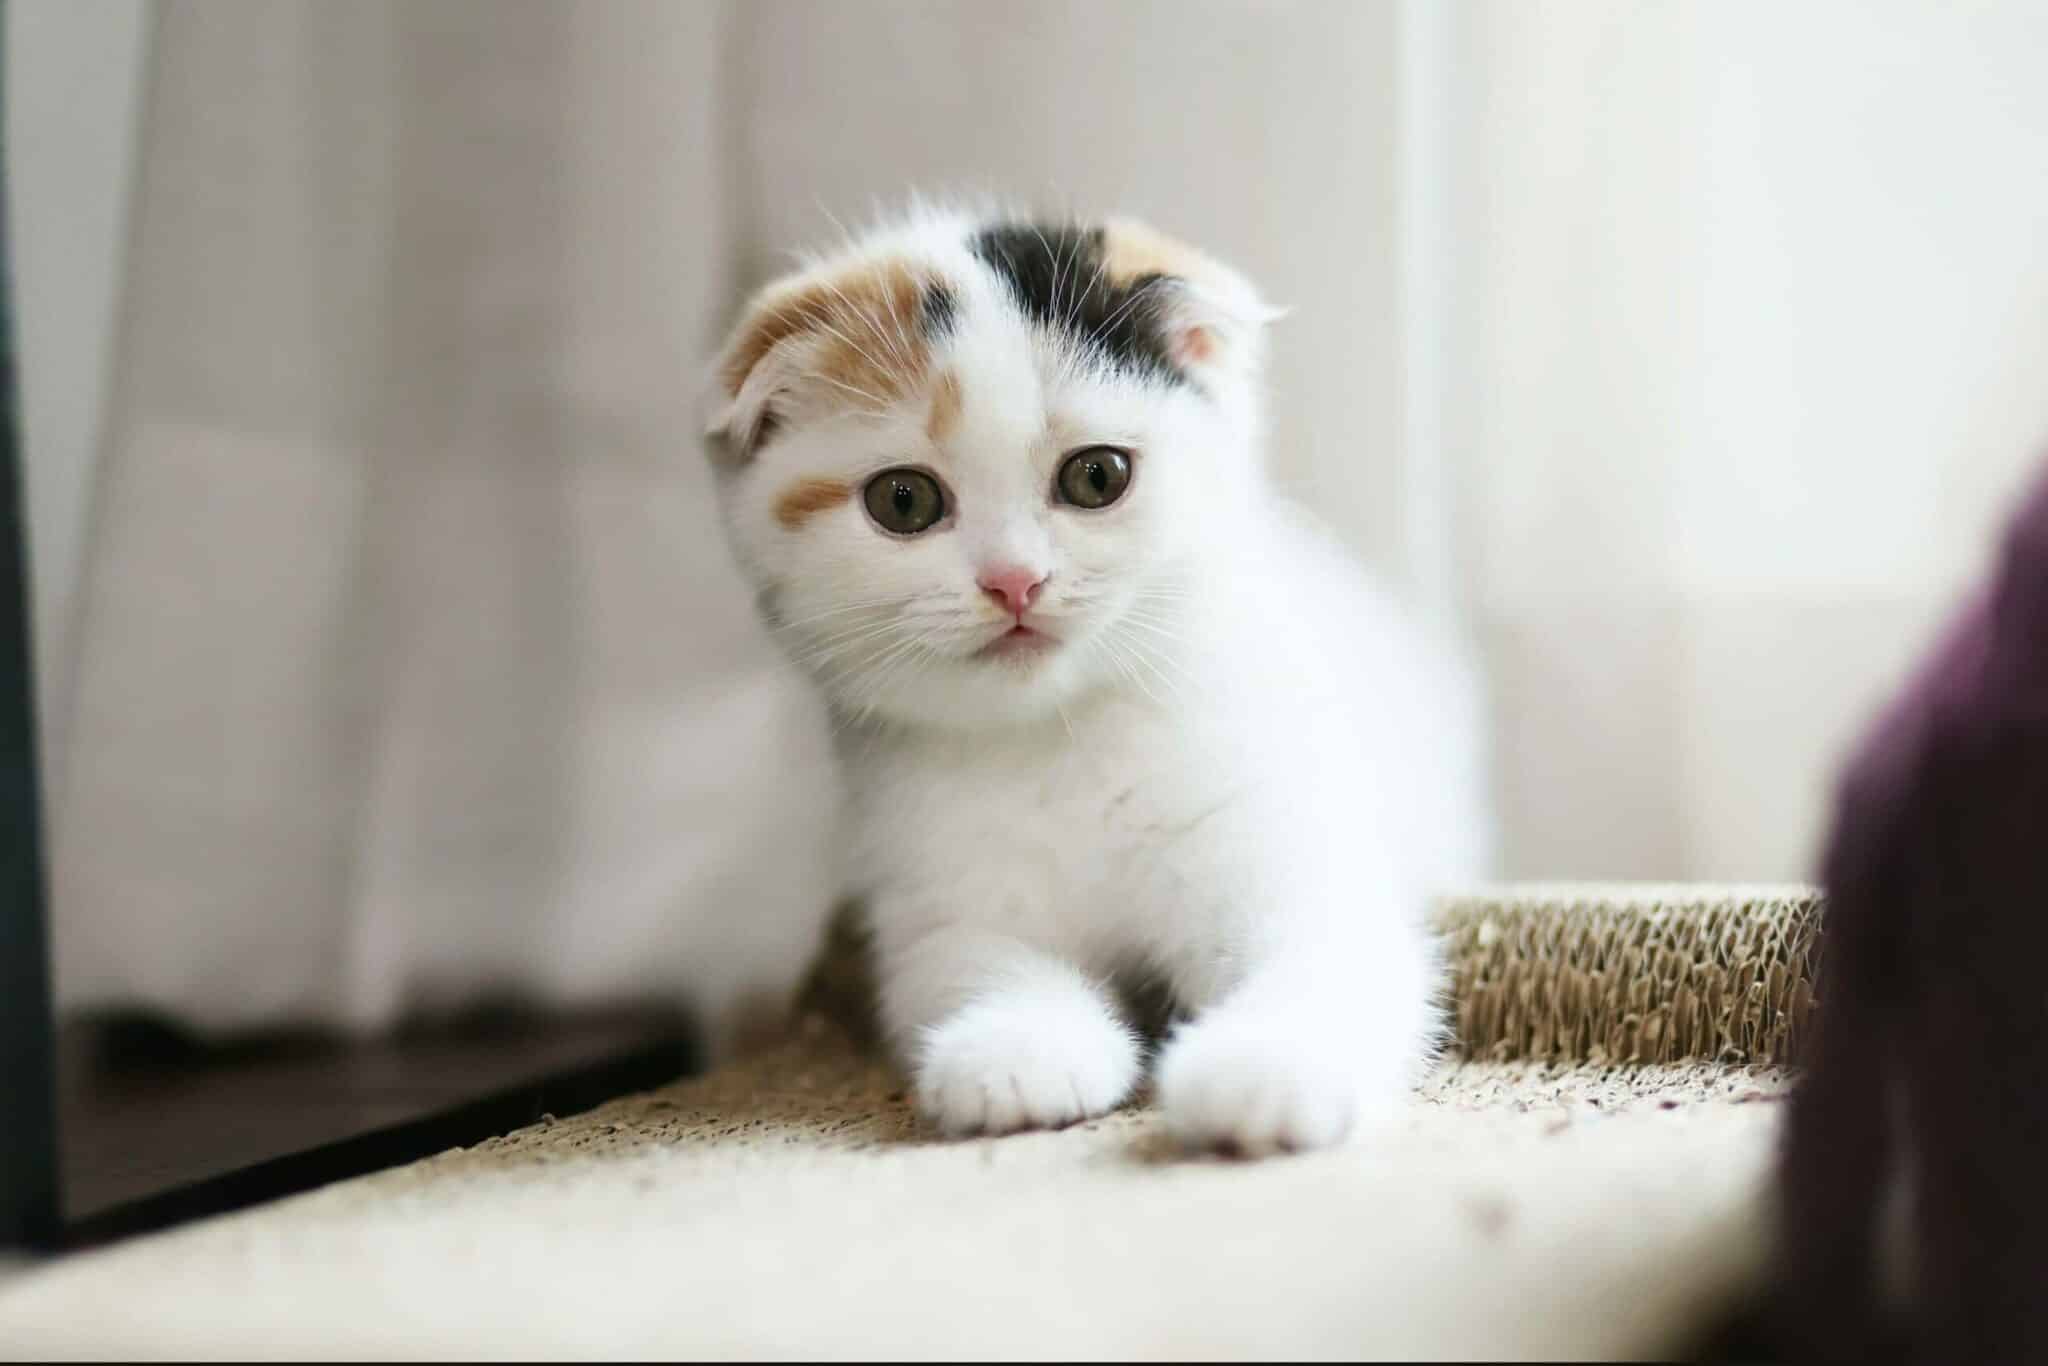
top-left (703, 204), bottom-right (1489, 1155)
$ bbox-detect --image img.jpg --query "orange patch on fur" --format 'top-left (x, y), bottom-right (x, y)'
top-left (1099, 217), bottom-right (1222, 290)
top-left (925, 370), bottom-right (963, 443)
top-left (773, 476), bottom-right (852, 530)
top-left (721, 260), bottom-right (939, 410)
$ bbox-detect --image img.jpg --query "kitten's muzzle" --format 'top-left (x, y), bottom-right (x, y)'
top-left (975, 623), bottom-right (1057, 661)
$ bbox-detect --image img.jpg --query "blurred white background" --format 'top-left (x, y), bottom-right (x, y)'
top-left (9, 0), bottom-right (2047, 1037)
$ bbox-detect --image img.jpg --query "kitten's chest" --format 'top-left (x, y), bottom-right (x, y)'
top-left (854, 702), bottom-right (1238, 897)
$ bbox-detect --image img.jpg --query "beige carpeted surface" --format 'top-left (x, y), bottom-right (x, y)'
top-left (0, 885), bottom-right (1817, 1360)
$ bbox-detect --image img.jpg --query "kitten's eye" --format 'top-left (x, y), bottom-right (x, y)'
top-left (862, 467), bottom-right (946, 535)
top-left (1055, 447), bottom-right (1133, 510)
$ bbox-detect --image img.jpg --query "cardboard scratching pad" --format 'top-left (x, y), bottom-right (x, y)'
top-left (800, 883), bottom-right (1825, 1067)
top-left (1439, 884), bottom-right (1822, 1065)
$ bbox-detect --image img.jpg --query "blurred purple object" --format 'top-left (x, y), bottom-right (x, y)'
top-left (1777, 457), bottom-right (2048, 1364)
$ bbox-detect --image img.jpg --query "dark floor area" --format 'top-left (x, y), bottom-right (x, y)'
top-left (56, 1002), bottom-right (697, 1246)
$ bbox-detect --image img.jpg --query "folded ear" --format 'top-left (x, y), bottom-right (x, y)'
top-left (704, 260), bottom-right (952, 468)
top-left (701, 312), bottom-right (793, 468)
top-left (1097, 217), bottom-right (1283, 381)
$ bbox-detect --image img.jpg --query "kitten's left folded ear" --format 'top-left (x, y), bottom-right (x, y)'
top-left (1098, 217), bottom-right (1285, 380)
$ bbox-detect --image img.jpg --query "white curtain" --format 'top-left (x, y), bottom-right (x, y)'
top-left (12, 0), bottom-right (2048, 1039)
top-left (21, 1), bottom-right (841, 1045)
top-left (1447, 1), bottom-right (2048, 878)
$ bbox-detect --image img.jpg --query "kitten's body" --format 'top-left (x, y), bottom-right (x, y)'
top-left (706, 205), bottom-right (1487, 1154)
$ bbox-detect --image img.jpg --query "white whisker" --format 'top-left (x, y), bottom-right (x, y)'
top-left (771, 595), bottom-right (916, 632)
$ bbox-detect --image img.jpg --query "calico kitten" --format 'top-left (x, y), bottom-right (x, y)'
top-left (703, 205), bottom-right (1488, 1155)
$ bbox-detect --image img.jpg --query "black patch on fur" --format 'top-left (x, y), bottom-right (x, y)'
top-left (919, 281), bottom-right (958, 340)
top-left (969, 222), bottom-right (1185, 384)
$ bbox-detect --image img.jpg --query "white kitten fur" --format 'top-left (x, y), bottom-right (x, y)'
top-left (707, 204), bottom-right (1489, 1156)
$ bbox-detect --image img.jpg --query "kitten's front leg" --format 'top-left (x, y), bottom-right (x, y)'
top-left (878, 922), bottom-right (1142, 1137)
top-left (1154, 893), bottom-right (1440, 1158)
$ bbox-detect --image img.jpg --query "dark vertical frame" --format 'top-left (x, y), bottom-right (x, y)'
top-left (0, 0), bottom-right (63, 1251)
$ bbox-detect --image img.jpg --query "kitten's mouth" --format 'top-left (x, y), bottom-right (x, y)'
top-left (976, 623), bottom-right (1058, 662)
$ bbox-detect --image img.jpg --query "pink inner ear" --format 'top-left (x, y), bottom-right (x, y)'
top-left (1174, 325), bottom-right (1216, 366)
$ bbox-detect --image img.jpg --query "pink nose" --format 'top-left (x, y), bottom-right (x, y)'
top-left (977, 566), bottom-right (1047, 617)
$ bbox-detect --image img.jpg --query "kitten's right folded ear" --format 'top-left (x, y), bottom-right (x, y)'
top-left (704, 259), bottom-right (942, 470)
top-left (702, 288), bottom-right (791, 469)
top-left (700, 360), bottom-right (771, 471)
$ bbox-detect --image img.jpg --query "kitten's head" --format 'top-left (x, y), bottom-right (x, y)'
top-left (704, 206), bottom-right (1274, 730)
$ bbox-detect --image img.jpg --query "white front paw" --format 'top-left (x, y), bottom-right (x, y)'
top-left (913, 994), bottom-right (1140, 1137)
top-left (1154, 1013), bottom-right (1372, 1157)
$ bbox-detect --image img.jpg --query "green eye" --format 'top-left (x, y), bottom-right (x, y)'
top-left (1055, 447), bottom-right (1133, 510)
top-left (862, 467), bottom-right (946, 535)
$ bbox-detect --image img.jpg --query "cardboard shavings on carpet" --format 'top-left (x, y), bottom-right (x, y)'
top-left (0, 884), bottom-right (1819, 1360)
